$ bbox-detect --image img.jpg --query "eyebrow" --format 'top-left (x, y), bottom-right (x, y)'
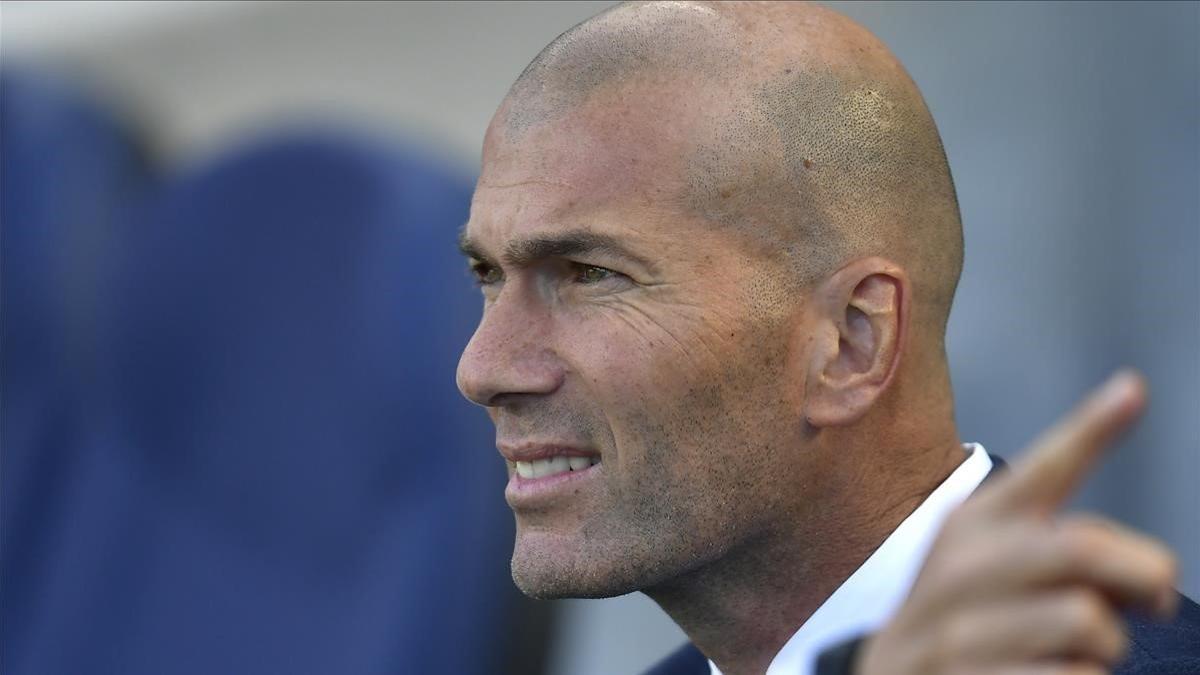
top-left (457, 228), bottom-right (655, 272)
top-left (457, 229), bottom-right (488, 262)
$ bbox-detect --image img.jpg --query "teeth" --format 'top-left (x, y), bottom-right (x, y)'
top-left (515, 461), bottom-right (534, 479)
top-left (545, 456), bottom-right (570, 477)
top-left (514, 456), bottom-right (600, 479)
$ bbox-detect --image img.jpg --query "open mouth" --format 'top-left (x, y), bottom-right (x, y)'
top-left (513, 455), bottom-right (601, 479)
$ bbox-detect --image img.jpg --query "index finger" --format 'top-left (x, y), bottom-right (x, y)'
top-left (979, 369), bottom-right (1147, 516)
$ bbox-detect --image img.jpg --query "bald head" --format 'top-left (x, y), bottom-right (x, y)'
top-left (493, 0), bottom-right (963, 334)
top-left (463, 1), bottom-right (972, 620)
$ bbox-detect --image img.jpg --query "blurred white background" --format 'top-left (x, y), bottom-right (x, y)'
top-left (4, 2), bottom-right (1196, 673)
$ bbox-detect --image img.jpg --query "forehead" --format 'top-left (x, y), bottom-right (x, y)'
top-left (467, 79), bottom-right (725, 248)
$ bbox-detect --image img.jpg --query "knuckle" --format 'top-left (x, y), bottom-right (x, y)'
top-left (1076, 602), bottom-right (1129, 664)
top-left (1150, 544), bottom-right (1179, 588)
top-left (1107, 624), bottom-right (1132, 663)
top-left (1063, 591), bottom-right (1112, 637)
top-left (1066, 513), bottom-right (1114, 531)
top-left (934, 545), bottom-right (991, 594)
top-left (1057, 523), bottom-right (1105, 566)
top-left (936, 616), bottom-right (977, 665)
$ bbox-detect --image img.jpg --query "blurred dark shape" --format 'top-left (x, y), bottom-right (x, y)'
top-left (3, 73), bottom-right (535, 673)
top-left (2, 67), bottom-right (157, 669)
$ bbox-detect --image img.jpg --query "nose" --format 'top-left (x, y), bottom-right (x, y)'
top-left (456, 291), bottom-right (563, 408)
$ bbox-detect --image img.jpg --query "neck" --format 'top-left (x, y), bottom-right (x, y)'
top-left (645, 437), bottom-right (968, 675)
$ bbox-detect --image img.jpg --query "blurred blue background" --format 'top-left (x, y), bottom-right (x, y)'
top-left (2, 2), bottom-right (1196, 674)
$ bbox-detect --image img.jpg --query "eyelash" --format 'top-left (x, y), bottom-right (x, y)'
top-left (468, 262), bottom-right (620, 286)
top-left (469, 262), bottom-right (502, 286)
top-left (572, 263), bottom-right (617, 284)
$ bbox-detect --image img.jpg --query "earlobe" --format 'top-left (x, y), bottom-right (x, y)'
top-left (803, 259), bottom-right (908, 428)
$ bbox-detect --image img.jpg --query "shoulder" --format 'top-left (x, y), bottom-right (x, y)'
top-left (640, 592), bottom-right (1200, 675)
top-left (1118, 591), bottom-right (1200, 675)
top-left (642, 643), bottom-right (708, 675)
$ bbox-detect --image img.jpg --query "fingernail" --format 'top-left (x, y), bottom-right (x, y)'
top-left (1099, 370), bottom-right (1139, 408)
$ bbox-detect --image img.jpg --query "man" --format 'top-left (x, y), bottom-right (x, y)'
top-left (455, 2), bottom-right (1200, 673)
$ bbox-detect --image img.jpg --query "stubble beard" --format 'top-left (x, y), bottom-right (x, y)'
top-left (506, 316), bottom-right (796, 600)
top-left (508, 428), bottom-right (748, 600)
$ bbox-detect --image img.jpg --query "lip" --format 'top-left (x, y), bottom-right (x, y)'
top-left (504, 459), bottom-right (602, 509)
top-left (497, 442), bottom-right (600, 463)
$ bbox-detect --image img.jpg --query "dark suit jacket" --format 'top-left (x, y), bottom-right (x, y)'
top-left (643, 456), bottom-right (1200, 675)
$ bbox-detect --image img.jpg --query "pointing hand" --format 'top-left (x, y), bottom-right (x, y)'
top-left (856, 371), bottom-right (1178, 675)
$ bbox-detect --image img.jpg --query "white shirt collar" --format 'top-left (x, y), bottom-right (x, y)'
top-left (709, 443), bottom-right (994, 675)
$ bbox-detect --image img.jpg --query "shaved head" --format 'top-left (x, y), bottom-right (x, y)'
top-left (496, 0), bottom-right (963, 332)
top-left (461, 3), bottom-right (973, 647)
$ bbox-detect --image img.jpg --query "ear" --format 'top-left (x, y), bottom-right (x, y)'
top-left (803, 257), bottom-right (909, 427)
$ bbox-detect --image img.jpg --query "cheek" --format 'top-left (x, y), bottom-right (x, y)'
top-left (554, 304), bottom-right (724, 455)
top-left (560, 303), bottom-right (783, 467)
top-left (563, 301), bottom-right (736, 386)
top-left (556, 305), bottom-right (802, 559)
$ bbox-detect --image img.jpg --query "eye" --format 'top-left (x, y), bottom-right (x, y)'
top-left (572, 264), bottom-right (618, 285)
top-left (469, 260), bottom-right (502, 286)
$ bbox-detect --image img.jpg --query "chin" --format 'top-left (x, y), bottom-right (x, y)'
top-left (509, 534), bottom-right (650, 600)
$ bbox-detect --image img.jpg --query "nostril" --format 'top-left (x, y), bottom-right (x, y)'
top-left (458, 355), bottom-right (565, 407)
top-left (455, 300), bottom-right (564, 405)
top-left (456, 352), bottom-right (492, 406)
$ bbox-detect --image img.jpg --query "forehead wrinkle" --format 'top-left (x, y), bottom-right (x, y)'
top-left (477, 178), bottom-right (575, 191)
top-left (477, 129), bottom-right (699, 254)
